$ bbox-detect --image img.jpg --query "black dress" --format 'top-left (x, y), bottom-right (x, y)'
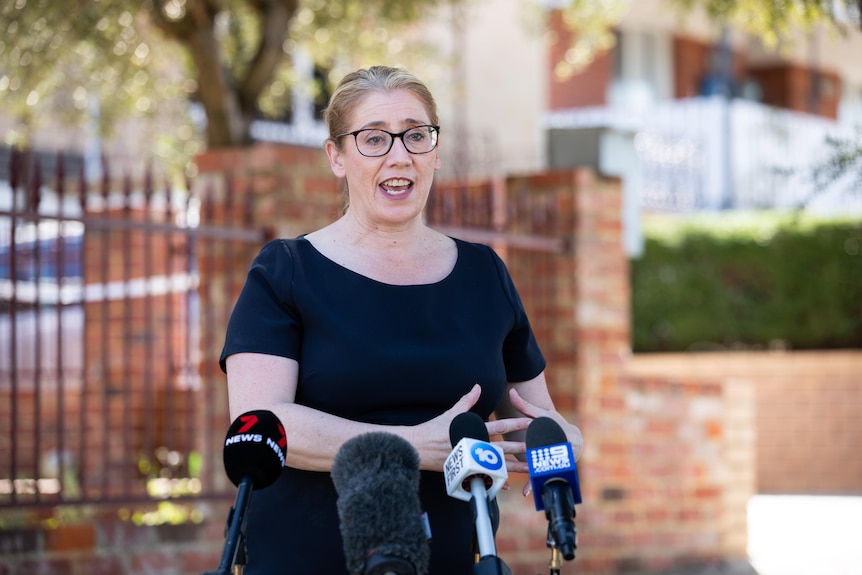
top-left (219, 236), bottom-right (546, 574)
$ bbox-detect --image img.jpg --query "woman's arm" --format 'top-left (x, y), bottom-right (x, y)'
top-left (494, 371), bottom-right (584, 461)
top-left (226, 352), bottom-right (485, 472)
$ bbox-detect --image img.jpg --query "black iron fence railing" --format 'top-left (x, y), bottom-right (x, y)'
top-left (0, 148), bottom-right (266, 508)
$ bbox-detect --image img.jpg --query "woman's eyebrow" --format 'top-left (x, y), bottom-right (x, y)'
top-left (357, 118), bottom-right (428, 130)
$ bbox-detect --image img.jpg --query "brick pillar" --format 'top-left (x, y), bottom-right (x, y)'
top-left (569, 169), bottom-right (633, 573)
top-left (492, 168), bottom-right (628, 573)
top-left (192, 143), bottom-right (341, 492)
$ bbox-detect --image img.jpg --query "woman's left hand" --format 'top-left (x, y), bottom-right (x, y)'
top-left (506, 387), bottom-right (584, 461)
top-left (500, 385), bottom-right (584, 497)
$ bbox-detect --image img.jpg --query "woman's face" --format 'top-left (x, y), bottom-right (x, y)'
top-left (325, 89), bottom-right (440, 229)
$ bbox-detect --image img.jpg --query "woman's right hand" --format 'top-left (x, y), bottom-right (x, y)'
top-left (407, 383), bottom-right (483, 471)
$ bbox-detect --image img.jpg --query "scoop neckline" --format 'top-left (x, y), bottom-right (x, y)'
top-left (296, 234), bottom-right (461, 288)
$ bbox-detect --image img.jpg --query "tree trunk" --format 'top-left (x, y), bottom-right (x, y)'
top-left (153, 0), bottom-right (299, 148)
top-left (186, 17), bottom-right (249, 147)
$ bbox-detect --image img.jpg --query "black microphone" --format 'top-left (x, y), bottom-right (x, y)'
top-left (525, 417), bottom-right (580, 563)
top-left (204, 409), bottom-right (286, 575)
top-left (444, 412), bottom-right (511, 575)
top-left (331, 432), bottom-right (430, 575)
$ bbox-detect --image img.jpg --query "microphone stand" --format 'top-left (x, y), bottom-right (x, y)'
top-left (474, 555), bottom-right (512, 575)
top-left (469, 477), bottom-right (512, 575)
top-left (545, 531), bottom-right (562, 575)
top-left (544, 511), bottom-right (577, 575)
top-left (202, 479), bottom-right (254, 575)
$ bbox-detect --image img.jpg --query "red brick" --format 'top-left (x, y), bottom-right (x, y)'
top-left (130, 550), bottom-right (177, 574)
top-left (71, 556), bottom-right (125, 575)
top-left (694, 487), bottom-right (722, 499)
top-left (16, 559), bottom-right (72, 575)
top-left (45, 524), bottom-right (96, 552)
top-left (182, 549), bottom-right (223, 574)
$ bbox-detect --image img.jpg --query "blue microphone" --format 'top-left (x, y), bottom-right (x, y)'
top-left (525, 417), bottom-right (580, 561)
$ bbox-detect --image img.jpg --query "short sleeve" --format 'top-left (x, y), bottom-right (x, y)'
top-left (219, 239), bottom-right (302, 372)
top-left (486, 246), bottom-right (547, 382)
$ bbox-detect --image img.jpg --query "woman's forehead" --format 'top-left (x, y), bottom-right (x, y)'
top-left (349, 89), bottom-right (430, 129)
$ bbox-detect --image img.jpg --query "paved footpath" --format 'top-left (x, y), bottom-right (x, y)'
top-left (747, 495), bottom-right (862, 575)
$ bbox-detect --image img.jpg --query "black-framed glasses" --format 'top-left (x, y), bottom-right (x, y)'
top-left (335, 125), bottom-right (440, 157)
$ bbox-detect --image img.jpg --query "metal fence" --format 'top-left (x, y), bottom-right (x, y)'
top-left (0, 148), bottom-right (266, 508)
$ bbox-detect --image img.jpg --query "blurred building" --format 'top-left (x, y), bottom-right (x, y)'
top-left (241, 1), bottom-right (862, 259)
top-left (7, 1), bottom-right (859, 224)
top-left (423, 0), bottom-right (862, 221)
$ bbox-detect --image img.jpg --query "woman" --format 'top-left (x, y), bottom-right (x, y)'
top-left (220, 65), bottom-right (583, 574)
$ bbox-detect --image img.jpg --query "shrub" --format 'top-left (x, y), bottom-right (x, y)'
top-left (630, 212), bottom-right (862, 352)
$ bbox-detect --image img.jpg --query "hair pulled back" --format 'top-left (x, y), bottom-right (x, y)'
top-left (324, 66), bottom-right (439, 149)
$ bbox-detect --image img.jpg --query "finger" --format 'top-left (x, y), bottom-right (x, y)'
top-left (493, 440), bottom-right (526, 455)
top-left (508, 388), bottom-right (549, 419)
top-left (506, 460), bottom-right (530, 475)
top-left (522, 479), bottom-right (532, 497)
top-left (485, 416), bottom-right (531, 437)
top-left (448, 383), bottom-right (481, 414)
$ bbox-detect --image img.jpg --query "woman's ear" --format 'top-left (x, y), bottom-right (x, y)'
top-left (325, 140), bottom-right (346, 178)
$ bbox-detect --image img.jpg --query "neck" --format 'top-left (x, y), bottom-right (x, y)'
top-left (337, 212), bottom-right (430, 256)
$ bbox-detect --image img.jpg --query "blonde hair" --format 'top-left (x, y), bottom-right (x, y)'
top-left (324, 66), bottom-right (439, 149)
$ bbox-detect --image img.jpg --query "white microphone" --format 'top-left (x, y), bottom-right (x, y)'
top-left (444, 412), bottom-right (508, 562)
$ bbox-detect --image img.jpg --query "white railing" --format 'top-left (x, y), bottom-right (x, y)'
top-left (547, 96), bottom-right (862, 214)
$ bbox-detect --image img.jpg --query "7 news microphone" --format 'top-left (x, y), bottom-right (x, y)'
top-left (444, 411), bottom-right (512, 575)
top-left (525, 417), bottom-right (581, 572)
top-left (203, 409), bottom-right (287, 575)
top-left (331, 431), bottom-right (430, 575)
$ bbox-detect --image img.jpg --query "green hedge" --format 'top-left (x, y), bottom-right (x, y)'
top-left (630, 212), bottom-right (862, 352)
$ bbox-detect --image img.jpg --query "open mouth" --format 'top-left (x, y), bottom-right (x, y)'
top-left (380, 178), bottom-right (413, 196)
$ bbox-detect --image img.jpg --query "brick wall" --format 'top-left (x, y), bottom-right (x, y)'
top-left (5, 145), bottom-right (856, 574)
top-left (627, 351), bottom-right (862, 495)
top-left (0, 514), bottom-right (226, 575)
top-left (492, 169), bottom-right (757, 574)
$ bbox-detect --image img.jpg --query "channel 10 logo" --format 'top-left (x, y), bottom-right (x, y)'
top-left (470, 441), bottom-right (503, 471)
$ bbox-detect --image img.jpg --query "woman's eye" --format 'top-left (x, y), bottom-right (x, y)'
top-left (363, 133), bottom-right (386, 146)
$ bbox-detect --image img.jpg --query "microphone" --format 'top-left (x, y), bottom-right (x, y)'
top-left (525, 417), bottom-right (580, 562)
top-left (204, 409), bottom-right (287, 575)
top-left (331, 432), bottom-right (430, 575)
top-left (444, 412), bottom-right (511, 574)
top-left (223, 410), bottom-right (286, 489)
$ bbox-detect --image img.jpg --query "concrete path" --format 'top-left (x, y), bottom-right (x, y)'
top-left (747, 495), bottom-right (862, 575)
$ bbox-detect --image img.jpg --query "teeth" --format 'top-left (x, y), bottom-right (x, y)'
top-left (383, 178), bottom-right (411, 187)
